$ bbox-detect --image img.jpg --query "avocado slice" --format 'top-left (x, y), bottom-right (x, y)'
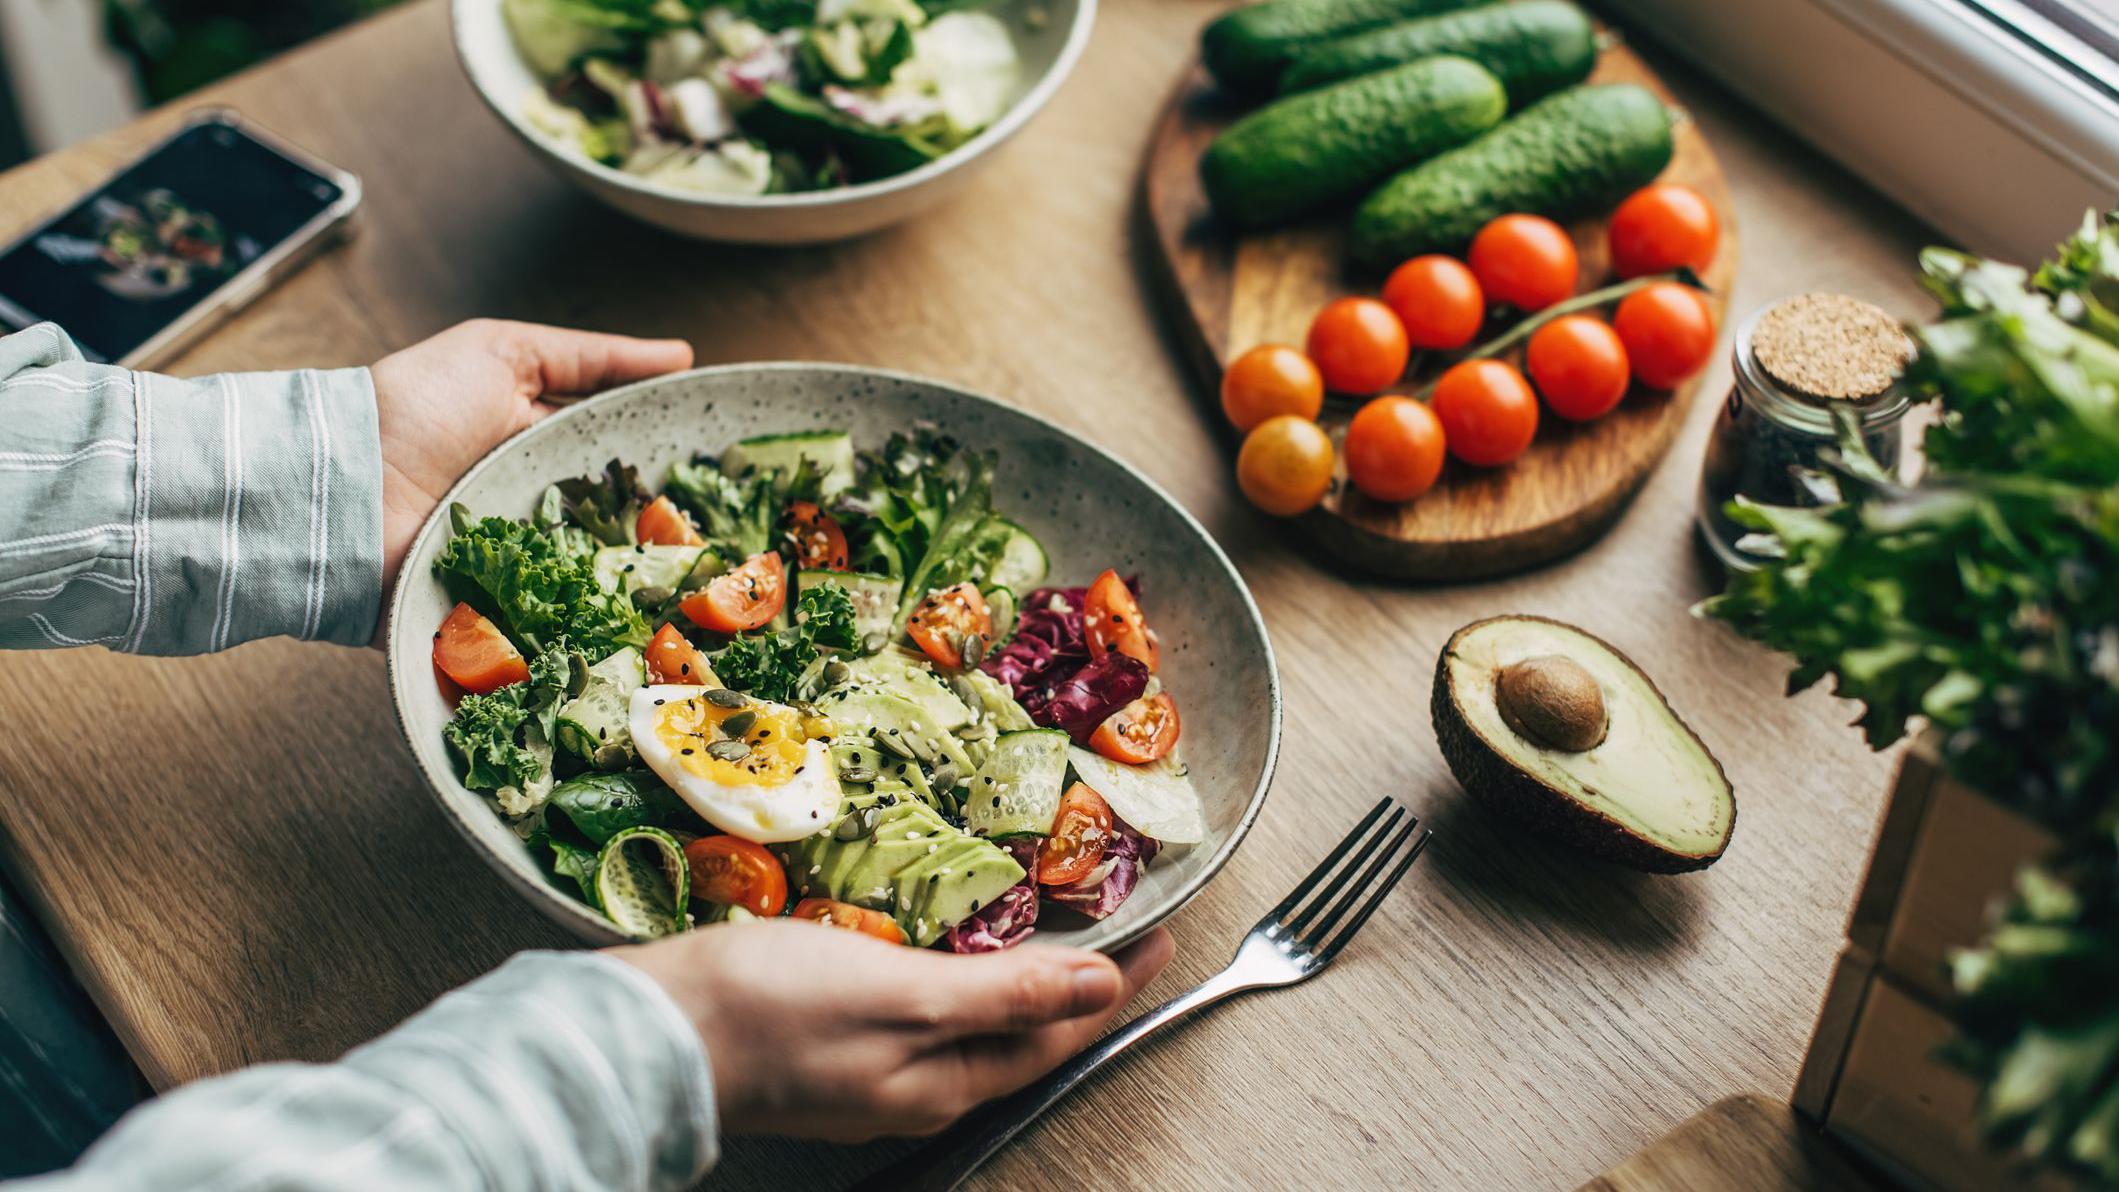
top-left (1431, 616), bottom-right (1734, 873)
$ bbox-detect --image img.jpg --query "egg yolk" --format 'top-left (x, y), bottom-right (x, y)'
top-left (653, 696), bottom-right (812, 785)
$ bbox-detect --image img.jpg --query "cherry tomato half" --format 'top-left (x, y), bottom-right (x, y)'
top-left (1038, 783), bottom-right (1115, 886)
top-left (1608, 184), bottom-right (1720, 279)
top-left (1344, 395), bottom-right (1447, 502)
top-left (791, 898), bottom-right (905, 944)
top-left (646, 622), bottom-right (714, 685)
top-left (1468, 214), bottom-right (1579, 311)
top-left (1306, 297), bottom-right (1410, 395)
top-left (1237, 415), bottom-right (1335, 517)
top-left (1614, 283), bottom-right (1717, 389)
top-left (906, 582), bottom-right (994, 670)
top-left (637, 496), bottom-right (705, 547)
top-left (1090, 693), bottom-right (1181, 765)
top-left (685, 835), bottom-right (789, 917)
top-left (1084, 569), bottom-right (1157, 672)
top-left (1526, 315), bottom-right (1631, 422)
top-left (433, 602), bottom-right (529, 695)
top-left (1382, 255), bottom-right (1485, 351)
top-left (786, 501), bottom-right (849, 571)
top-left (1431, 359), bottom-right (1539, 467)
top-left (680, 551), bottom-right (786, 634)
top-left (1221, 344), bottom-right (1325, 432)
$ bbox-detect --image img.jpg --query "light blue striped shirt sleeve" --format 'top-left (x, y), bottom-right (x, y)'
top-left (19, 952), bottom-right (720, 1191)
top-left (0, 322), bottom-right (380, 652)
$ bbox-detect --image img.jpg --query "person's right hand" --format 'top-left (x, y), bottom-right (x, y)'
top-left (613, 919), bottom-right (1174, 1141)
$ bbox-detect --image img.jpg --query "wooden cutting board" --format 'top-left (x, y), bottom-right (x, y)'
top-left (1141, 35), bottom-right (1737, 580)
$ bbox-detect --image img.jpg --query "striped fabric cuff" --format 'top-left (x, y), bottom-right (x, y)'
top-left (133, 366), bottom-right (382, 653)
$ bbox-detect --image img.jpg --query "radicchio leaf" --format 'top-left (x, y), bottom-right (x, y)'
top-left (1045, 821), bottom-right (1160, 922)
top-left (944, 838), bottom-right (1040, 953)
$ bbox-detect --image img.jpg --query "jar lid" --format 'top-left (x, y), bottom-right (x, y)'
top-left (1751, 293), bottom-right (1908, 404)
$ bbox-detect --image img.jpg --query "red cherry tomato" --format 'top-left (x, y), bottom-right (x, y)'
top-left (1221, 344), bottom-right (1325, 432)
top-left (1083, 569), bottom-right (1157, 671)
top-left (791, 898), bottom-right (905, 944)
top-left (1089, 693), bottom-right (1181, 764)
top-left (1306, 297), bottom-right (1410, 395)
top-left (1468, 214), bottom-right (1579, 311)
top-left (1431, 360), bottom-right (1539, 467)
top-left (636, 495), bottom-right (704, 547)
top-left (905, 582), bottom-right (994, 670)
top-left (1236, 415), bottom-right (1336, 517)
top-left (1037, 783), bottom-right (1115, 886)
top-left (685, 835), bottom-right (789, 917)
top-left (679, 552), bottom-right (786, 634)
top-left (786, 501), bottom-right (849, 571)
top-left (645, 622), bottom-right (714, 685)
top-left (1343, 395), bottom-right (1447, 502)
top-left (1608, 184), bottom-right (1720, 279)
top-left (1526, 315), bottom-right (1632, 422)
top-left (1381, 255), bottom-right (1485, 351)
top-left (1614, 283), bottom-right (1718, 388)
top-left (432, 602), bottom-right (529, 695)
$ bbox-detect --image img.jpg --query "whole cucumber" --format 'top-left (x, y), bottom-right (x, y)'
top-left (1281, 0), bottom-right (1597, 106)
top-left (1350, 83), bottom-right (1674, 268)
top-left (1202, 0), bottom-right (1483, 95)
top-left (1202, 56), bottom-right (1508, 231)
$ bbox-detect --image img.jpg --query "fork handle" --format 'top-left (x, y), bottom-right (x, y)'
top-left (852, 969), bottom-right (1252, 1192)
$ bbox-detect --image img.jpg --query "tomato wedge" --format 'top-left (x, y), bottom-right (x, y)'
top-left (1089, 693), bottom-right (1181, 765)
top-left (1084, 569), bottom-right (1157, 671)
top-left (636, 495), bottom-right (704, 547)
top-left (1038, 783), bottom-right (1115, 886)
top-left (432, 602), bottom-right (529, 695)
top-left (786, 501), bottom-right (849, 571)
top-left (680, 552), bottom-right (786, 634)
top-left (905, 583), bottom-right (994, 670)
top-left (646, 622), bottom-right (715, 685)
top-left (685, 836), bottom-right (789, 917)
top-left (791, 898), bottom-right (905, 944)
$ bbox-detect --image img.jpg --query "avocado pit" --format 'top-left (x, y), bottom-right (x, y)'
top-left (1495, 654), bottom-right (1608, 752)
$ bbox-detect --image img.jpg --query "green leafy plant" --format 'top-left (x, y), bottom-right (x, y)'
top-left (1701, 212), bottom-right (2119, 1184)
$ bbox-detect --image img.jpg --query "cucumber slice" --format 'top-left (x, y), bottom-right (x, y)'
top-left (593, 544), bottom-right (707, 595)
top-left (556, 647), bottom-right (644, 767)
top-left (984, 586), bottom-right (1018, 645)
top-left (980, 520), bottom-right (1049, 594)
top-left (1068, 746), bottom-right (1208, 845)
top-left (965, 728), bottom-right (1070, 838)
top-left (799, 569), bottom-right (901, 641)
top-left (720, 431), bottom-right (856, 496)
top-left (593, 826), bottom-right (690, 938)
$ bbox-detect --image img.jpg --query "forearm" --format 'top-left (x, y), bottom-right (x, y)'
top-left (0, 323), bottom-right (382, 655)
top-left (15, 952), bottom-right (719, 1192)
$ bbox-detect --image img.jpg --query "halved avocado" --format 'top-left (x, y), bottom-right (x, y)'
top-left (1432, 616), bottom-right (1735, 873)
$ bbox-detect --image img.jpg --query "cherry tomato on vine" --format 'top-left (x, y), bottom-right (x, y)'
top-left (1236, 415), bottom-right (1335, 516)
top-left (1468, 214), bottom-right (1578, 311)
top-left (1221, 344), bottom-right (1324, 432)
top-left (1614, 283), bottom-right (1717, 388)
top-left (1306, 297), bottom-right (1410, 395)
top-left (1526, 315), bottom-right (1631, 422)
top-left (1381, 255), bottom-right (1485, 351)
top-left (1343, 395), bottom-right (1446, 502)
top-left (1608, 184), bottom-right (1719, 278)
top-left (1431, 360), bottom-right (1539, 467)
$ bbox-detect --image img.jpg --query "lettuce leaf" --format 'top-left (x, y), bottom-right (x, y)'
top-left (666, 458), bottom-right (779, 559)
top-left (555, 459), bottom-right (646, 546)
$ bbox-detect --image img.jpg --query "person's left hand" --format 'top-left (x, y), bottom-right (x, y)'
top-left (369, 319), bottom-right (694, 613)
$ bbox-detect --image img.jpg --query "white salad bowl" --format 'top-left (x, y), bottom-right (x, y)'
top-left (450, 0), bottom-right (1096, 243)
top-left (386, 364), bottom-right (1279, 953)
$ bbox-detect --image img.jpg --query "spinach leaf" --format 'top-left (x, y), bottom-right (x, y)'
top-left (545, 771), bottom-right (696, 845)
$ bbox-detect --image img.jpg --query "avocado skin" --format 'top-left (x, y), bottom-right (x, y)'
top-left (1350, 83), bottom-right (1674, 267)
top-left (1280, 1), bottom-right (1597, 106)
top-left (1201, 56), bottom-right (1507, 231)
top-left (1202, 0), bottom-right (1483, 94)
top-left (1429, 616), bottom-right (1735, 875)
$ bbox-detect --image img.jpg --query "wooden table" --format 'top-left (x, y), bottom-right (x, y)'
top-left (0, 2), bottom-right (1939, 1186)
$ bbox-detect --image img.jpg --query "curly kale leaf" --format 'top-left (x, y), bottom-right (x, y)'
top-left (434, 508), bottom-right (649, 657)
top-left (442, 642), bottom-right (575, 803)
top-left (711, 584), bottom-right (857, 703)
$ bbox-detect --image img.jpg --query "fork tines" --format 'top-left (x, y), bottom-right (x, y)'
top-left (1265, 797), bottom-right (1431, 967)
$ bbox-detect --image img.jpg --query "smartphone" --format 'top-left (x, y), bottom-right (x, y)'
top-left (0, 110), bottom-right (361, 367)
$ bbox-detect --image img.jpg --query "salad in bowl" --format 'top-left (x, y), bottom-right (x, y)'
top-left (504, 0), bottom-right (1030, 196)
top-left (426, 426), bottom-right (1208, 949)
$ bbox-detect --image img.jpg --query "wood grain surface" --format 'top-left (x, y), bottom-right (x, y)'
top-left (1143, 38), bottom-right (1736, 579)
top-left (1577, 1094), bottom-right (1880, 1192)
top-left (0, 1), bottom-right (1942, 1187)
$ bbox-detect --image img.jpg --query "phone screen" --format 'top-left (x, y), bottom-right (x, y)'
top-left (0, 116), bottom-right (349, 364)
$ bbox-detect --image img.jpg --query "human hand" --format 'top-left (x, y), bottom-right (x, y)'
top-left (370, 319), bottom-right (693, 608)
top-left (614, 919), bottom-right (1175, 1141)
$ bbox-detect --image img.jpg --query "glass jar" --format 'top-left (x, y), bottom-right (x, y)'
top-left (1696, 295), bottom-right (1912, 572)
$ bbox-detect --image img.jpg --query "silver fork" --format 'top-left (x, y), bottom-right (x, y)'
top-left (855, 797), bottom-right (1433, 1192)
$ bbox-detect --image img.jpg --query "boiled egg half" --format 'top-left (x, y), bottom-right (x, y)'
top-left (628, 685), bottom-right (838, 843)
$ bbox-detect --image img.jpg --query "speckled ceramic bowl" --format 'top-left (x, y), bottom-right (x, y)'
top-left (386, 364), bottom-right (1279, 952)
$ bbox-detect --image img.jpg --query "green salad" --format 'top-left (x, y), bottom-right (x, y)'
top-left (429, 428), bottom-right (1205, 949)
top-left (504, 0), bottom-right (1025, 194)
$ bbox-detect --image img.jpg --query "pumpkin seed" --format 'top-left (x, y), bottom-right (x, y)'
top-left (929, 762), bottom-right (959, 792)
top-left (874, 729), bottom-right (915, 759)
top-left (862, 631), bottom-right (890, 654)
top-left (950, 675), bottom-right (983, 709)
top-left (841, 765), bottom-right (878, 784)
top-left (961, 633), bottom-right (988, 668)
top-left (832, 814), bottom-right (867, 842)
top-left (706, 739), bottom-right (751, 762)
top-left (632, 585), bottom-right (673, 610)
top-left (719, 710), bottom-right (757, 739)
top-left (705, 688), bottom-right (747, 708)
top-left (822, 659), bottom-right (853, 686)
